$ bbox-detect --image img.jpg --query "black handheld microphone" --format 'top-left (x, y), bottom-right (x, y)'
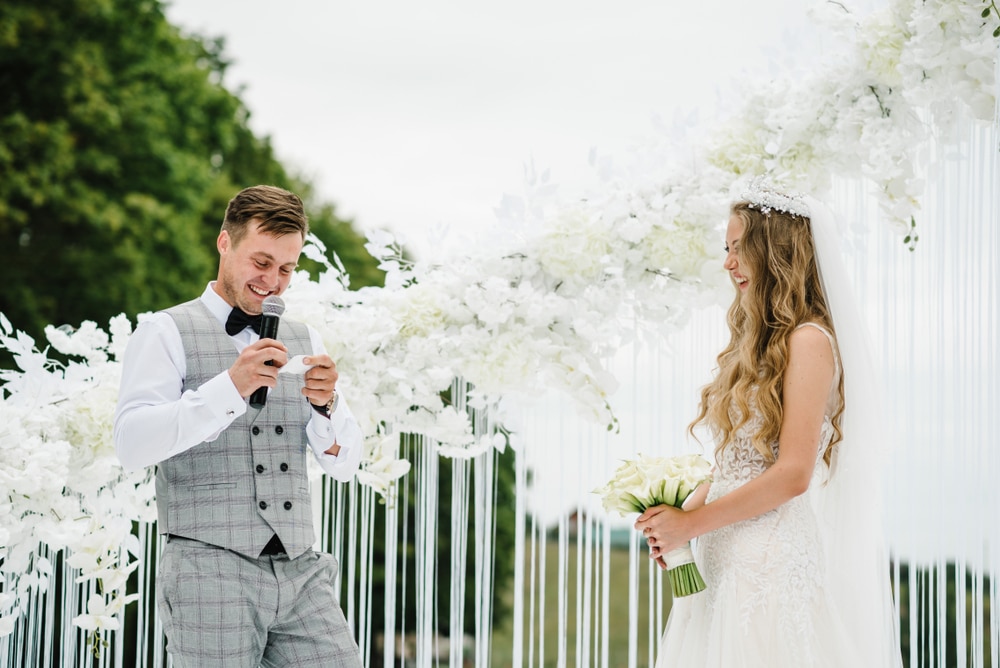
top-left (249, 295), bottom-right (285, 409)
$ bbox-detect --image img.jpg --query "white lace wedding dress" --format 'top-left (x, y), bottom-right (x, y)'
top-left (656, 324), bottom-right (863, 667)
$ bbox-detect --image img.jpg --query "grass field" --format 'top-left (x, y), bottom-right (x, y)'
top-left (490, 539), bottom-right (673, 667)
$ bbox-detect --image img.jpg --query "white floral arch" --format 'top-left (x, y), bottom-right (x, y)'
top-left (1, 1), bottom-right (998, 665)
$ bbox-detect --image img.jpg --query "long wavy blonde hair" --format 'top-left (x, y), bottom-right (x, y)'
top-left (691, 201), bottom-right (844, 466)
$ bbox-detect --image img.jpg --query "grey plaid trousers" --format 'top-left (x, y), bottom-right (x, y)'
top-left (157, 536), bottom-right (362, 667)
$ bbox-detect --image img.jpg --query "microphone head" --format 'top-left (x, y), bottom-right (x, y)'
top-left (261, 295), bottom-right (285, 318)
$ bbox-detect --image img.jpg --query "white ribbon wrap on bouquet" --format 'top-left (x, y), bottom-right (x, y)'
top-left (664, 543), bottom-right (696, 570)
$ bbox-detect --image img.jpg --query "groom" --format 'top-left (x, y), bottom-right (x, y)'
top-left (114, 185), bottom-right (363, 666)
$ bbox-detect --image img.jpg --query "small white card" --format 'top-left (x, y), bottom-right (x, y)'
top-left (278, 354), bottom-right (316, 375)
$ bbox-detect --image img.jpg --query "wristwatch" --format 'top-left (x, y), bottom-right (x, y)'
top-left (311, 390), bottom-right (339, 417)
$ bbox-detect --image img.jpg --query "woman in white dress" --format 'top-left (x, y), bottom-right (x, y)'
top-left (634, 185), bottom-right (902, 667)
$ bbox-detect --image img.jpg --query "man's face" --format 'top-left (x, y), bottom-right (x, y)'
top-left (214, 220), bottom-right (303, 314)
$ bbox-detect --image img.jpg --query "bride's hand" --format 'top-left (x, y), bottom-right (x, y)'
top-left (634, 505), bottom-right (694, 562)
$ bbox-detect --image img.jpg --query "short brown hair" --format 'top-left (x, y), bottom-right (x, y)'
top-left (222, 185), bottom-right (309, 245)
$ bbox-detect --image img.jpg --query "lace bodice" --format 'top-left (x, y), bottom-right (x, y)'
top-left (709, 408), bottom-right (835, 500)
top-left (708, 322), bottom-right (841, 499)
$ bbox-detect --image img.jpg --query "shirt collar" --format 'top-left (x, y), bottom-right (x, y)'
top-left (200, 283), bottom-right (235, 328)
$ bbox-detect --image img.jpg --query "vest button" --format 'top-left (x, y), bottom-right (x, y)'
top-left (275, 425), bottom-right (284, 435)
top-left (255, 464), bottom-right (265, 474)
top-left (280, 463), bottom-right (289, 472)
top-left (259, 501), bottom-right (268, 510)
top-left (251, 426), bottom-right (260, 435)
top-left (284, 501), bottom-right (293, 510)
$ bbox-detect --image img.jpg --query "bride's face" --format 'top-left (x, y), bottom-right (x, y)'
top-left (724, 215), bottom-right (750, 296)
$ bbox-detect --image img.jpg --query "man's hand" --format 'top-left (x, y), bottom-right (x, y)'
top-left (302, 354), bottom-right (338, 409)
top-left (228, 339), bottom-right (288, 398)
top-left (303, 355), bottom-right (342, 455)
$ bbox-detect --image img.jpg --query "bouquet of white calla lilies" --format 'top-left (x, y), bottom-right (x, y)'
top-left (594, 453), bottom-right (712, 597)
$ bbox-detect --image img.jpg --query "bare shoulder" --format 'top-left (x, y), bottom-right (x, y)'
top-left (787, 323), bottom-right (835, 372)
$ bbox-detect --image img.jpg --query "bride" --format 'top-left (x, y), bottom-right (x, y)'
top-left (634, 182), bottom-right (902, 667)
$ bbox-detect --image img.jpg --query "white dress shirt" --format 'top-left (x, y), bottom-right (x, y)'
top-left (114, 284), bottom-right (362, 482)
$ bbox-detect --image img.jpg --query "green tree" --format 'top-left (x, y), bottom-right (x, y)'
top-left (0, 0), bottom-right (379, 344)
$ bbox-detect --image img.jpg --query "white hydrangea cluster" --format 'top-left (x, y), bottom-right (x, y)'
top-left (705, 0), bottom-right (996, 236)
top-left (0, 314), bottom-right (154, 637)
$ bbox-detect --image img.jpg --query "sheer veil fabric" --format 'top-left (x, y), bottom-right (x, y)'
top-left (805, 196), bottom-right (902, 667)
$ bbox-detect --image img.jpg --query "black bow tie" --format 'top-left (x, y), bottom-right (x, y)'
top-left (225, 308), bottom-right (263, 335)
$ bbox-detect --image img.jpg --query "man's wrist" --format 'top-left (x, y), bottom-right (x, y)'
top-left (310, 389), bottom-right (339, 417)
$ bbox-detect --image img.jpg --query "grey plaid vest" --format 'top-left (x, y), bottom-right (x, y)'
top-left (155, 299), bottom-right (316, 559)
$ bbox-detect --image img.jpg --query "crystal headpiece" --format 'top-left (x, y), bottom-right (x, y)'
top-left (739, 177), bottom-right (811, 218)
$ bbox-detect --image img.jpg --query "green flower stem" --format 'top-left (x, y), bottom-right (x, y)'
top-left (667, 562), bottom-right (707, 598)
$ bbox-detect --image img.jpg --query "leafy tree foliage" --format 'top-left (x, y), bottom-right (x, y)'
top-left (0, 0), bottom-right (380, 342)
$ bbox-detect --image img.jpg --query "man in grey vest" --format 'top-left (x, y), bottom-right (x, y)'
top-left (114, 185), bottom-right (363, 667)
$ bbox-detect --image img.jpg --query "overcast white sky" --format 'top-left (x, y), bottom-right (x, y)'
top-left (165, 0), bottom-right (817, 258)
